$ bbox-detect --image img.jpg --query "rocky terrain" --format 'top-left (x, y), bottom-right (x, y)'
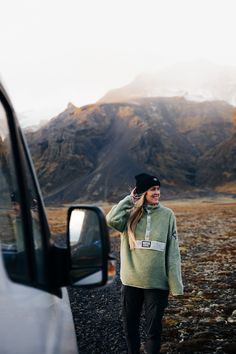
top-left (26, 97), bottom-right (236, 204)
top-left (67, 199), bottom-right (236, 354)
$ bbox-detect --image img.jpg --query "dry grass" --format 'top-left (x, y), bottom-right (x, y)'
top-left (215, 181), bottom-right (236, 193)
top-left (45, 207), bottom-right (68, 239)
top-left (46, 197), bottom-right (236, 239)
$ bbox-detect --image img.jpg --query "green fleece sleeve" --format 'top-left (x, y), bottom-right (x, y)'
top-left (166, 212), bottom-right (184, 296)
top-left (106, 195), bottom-right (133, 232)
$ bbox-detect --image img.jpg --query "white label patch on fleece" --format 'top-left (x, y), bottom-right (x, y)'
top-left (135, 240), bottom-right (166, 252)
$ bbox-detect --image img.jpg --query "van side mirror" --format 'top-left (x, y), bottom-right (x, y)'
top-left (68, 206), bottom-right (116, 287)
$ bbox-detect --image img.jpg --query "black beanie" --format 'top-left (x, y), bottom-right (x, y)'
top-left (135, 173), bottom-right (161, 194)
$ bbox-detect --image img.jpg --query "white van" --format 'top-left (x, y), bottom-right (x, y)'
top-left (0, 82), bottom-right (115, 354)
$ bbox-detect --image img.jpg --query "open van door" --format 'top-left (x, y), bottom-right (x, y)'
top-left (0, 82), bottom-right (115, 296)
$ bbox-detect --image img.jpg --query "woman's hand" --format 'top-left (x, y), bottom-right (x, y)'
top-left (130, 188), bottom-right (141, 203)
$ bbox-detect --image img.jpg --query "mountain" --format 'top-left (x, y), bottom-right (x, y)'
top-left (26, 97), bottom-right (236, 204)
top-left (197, 132), bottom-right (236, 190)
top-left (99, 61), bottom-right (236, 106)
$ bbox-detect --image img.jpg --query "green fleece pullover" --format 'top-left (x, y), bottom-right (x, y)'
top-left (106, 195), bottom-right (184, 295)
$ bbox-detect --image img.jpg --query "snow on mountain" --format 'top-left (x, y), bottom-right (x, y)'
top-left (99, 61), bottom-right (236, 106)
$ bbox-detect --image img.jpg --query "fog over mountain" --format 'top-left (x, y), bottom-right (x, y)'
top-left (19, 61), bottom-right (236, 130)
top-left (99, 61), bottom-right (236, 106)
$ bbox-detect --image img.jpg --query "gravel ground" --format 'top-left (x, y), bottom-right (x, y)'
top-left (68, 201), bottom-right (236, 354)
top-left (68, 237), bottom-right (128, 354)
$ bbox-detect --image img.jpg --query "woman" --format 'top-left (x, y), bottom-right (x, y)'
top-left (106, 173), bottom-right (183, 354)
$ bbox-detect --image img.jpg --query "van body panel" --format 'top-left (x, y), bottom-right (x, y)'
top-left (0, 251), bottom-right (78, 353)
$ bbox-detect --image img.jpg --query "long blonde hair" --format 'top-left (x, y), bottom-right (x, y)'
top-left (127, 193), bottom-right (146, 249)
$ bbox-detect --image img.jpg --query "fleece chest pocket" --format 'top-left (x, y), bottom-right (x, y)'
top-left (135, 240), bottom-right (166, 252)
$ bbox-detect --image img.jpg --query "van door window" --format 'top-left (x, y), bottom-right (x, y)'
top-left (16, 134), bottom-right (46, 284)
top-left (0, 101), bottom-right (29, 281)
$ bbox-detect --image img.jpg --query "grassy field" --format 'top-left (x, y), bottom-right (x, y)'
top-left (45, 196), bottom-right (236, 250)
top-left (45, 206), bottom-right (68, 239)
top-left (46, 196), bottom-right (236, 239)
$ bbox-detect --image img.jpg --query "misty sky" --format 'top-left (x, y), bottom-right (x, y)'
top-left (1, 0), bottom-right (236, 125)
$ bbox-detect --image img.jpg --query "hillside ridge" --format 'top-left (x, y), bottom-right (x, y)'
top-left (26, 97), bottom-right (236, 203)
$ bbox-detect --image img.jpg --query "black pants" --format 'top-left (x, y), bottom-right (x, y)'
top-left (121, 285), bottom-right (169, 354)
